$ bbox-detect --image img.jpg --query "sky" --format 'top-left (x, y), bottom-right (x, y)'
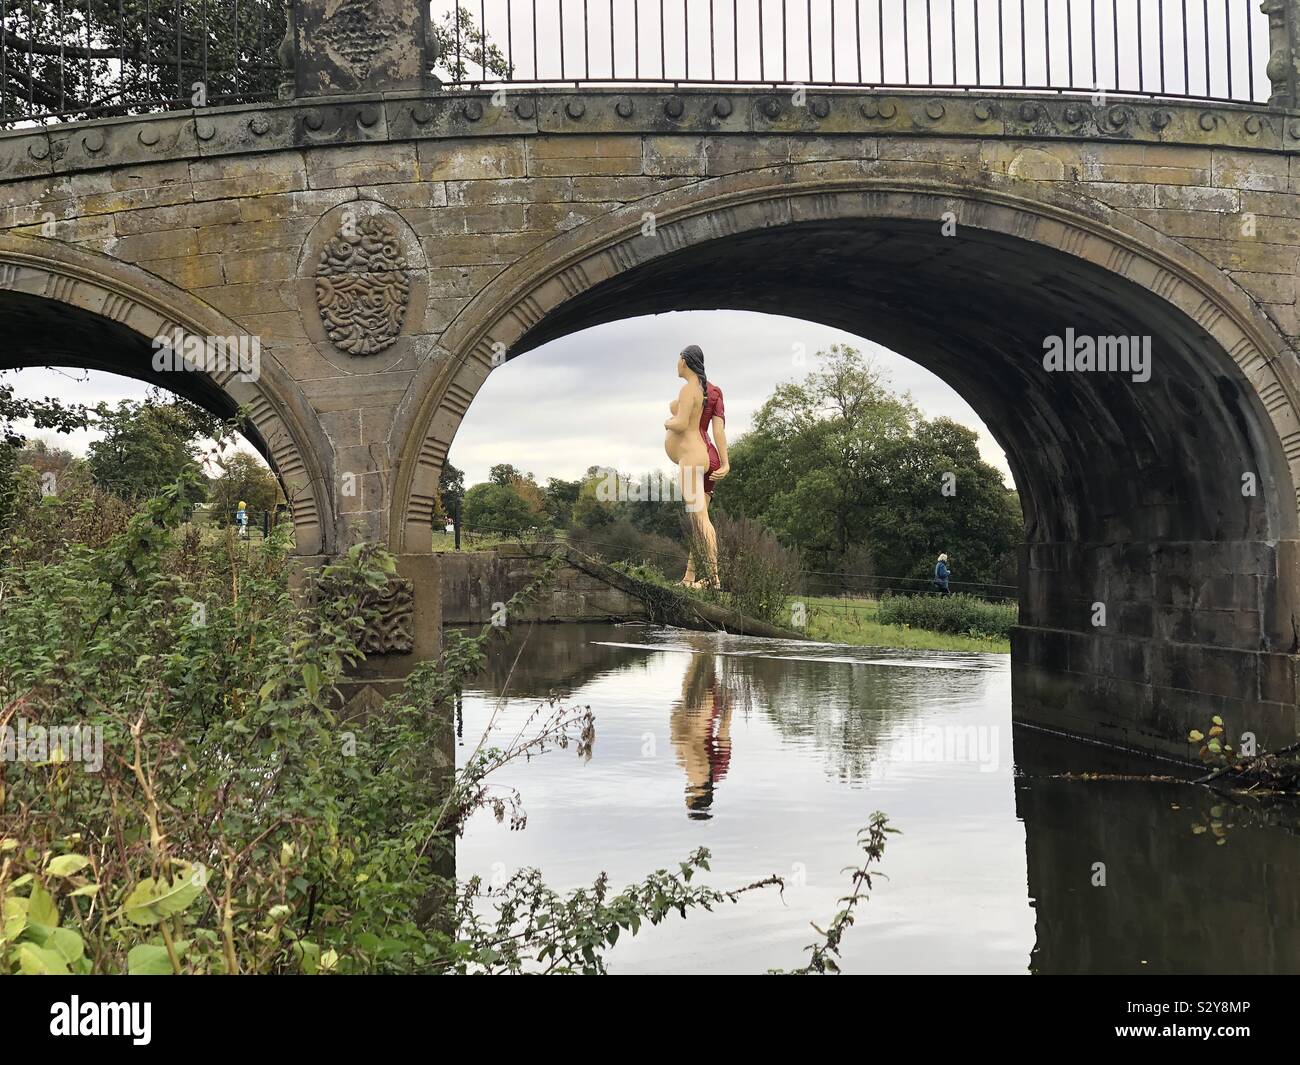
top-left (449, 310), bottom-right (1014, 487)
top-left (432, 0), bottom-right (1270, 103)
top-left (2, 310), bottom-right (1014, 489)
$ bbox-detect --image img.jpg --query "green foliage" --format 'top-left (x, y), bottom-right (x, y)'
top-left (206, 451), bottom-right (282, 521)
top-left (569, 519), bottom-right (687, 577)
top-left (437, 462), bottom-right (466, 523)
top-left (1188, 714), bottom-right (1235, 768)
top-left (801, 595), bottom-right (1011, 653)
top-left (0, 374), bottom-right (93, 446)
top-left (703, 511), bottom-right (803, 625)
top-left (86, 396), bottom-right (220, 503)
top-left (0, 380), bottom-right (96, 539)
top-left (0, 0), bottom-right (285, 124)
top-left (431, 7), bottom-right (513, 82)
top-left (461, 481), bottom-right (537, 537)
top-left (541, 475), bottom-right (581, 528)
top-left (0, 2), bottom-right (518, 125)
top-left (1, 465), bottom-right (134, 565)
top-left (875, 592), bottom-right (1018, 641)
top-left (773, 813), bottom-right (896, 975)
top-left (714, 345), bottom-right (1023, 585)
top-left (1, 855), bottom-right (97, 974)
top-left (570, 472), bottom-right (618, 529)
top-left (1, 473), bottom-right (438, 973)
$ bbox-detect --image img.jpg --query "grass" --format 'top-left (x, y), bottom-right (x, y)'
top-left (617, 566), bottom-right (1012, 653)
top-left (799, 595), bottom-right (1013, 654)
top-left (432, 529), bottom-right (546, 552)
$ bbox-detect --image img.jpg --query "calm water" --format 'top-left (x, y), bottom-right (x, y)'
top-left (456, 623), bottom-right (1300, 974)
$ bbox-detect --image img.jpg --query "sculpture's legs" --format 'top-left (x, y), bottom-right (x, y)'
top-left (679, 462), bottom-right (719, 588)
top-left (679, 461), bottom-right (698, 585)
top-left (696, 493), bottom-right (719, 589)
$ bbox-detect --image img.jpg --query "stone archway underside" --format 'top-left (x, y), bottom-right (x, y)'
top-left (401, 180), bottom-right (1300, 758)
top-left (0, 236), bottom-right (332, 555)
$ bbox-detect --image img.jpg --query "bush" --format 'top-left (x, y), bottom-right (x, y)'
top-left (1, 463), bottom-right (133, 563)
top-left (568, 519), bottom-right (686, 577)
top-left (707, 511), bottom-right (803, 625)
top-left (461, 481), bottom-right (536, 537)
top-left (875, 592), bottom-right (1017, 640)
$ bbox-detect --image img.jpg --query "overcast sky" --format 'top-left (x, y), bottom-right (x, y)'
top-left (451, 311), bottom-right (1013, 486)
top-left (433, 0), bottom-right (1269, 102)
top-left (4, 310), bottom-right (1013, 488)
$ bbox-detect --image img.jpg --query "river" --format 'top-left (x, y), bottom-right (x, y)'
top-left (455, 623), bottom-right (1300, 974)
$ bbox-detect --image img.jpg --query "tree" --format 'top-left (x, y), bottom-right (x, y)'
top-left (1, 374), bottom-right (92, 446)
top-left (0, 374), bottom-right (94, 532)
top-left (866, 418), bottom-right (1023, 584)
top-left (207, 450), bottom-right (282, 523)
top-left (0, 0), bottom-right (285, 125)
top-left (570, 467), bottom-right (618, 529)
top-left (0, 3), bottom-right (509, 126)
top-left (542, 476), bottom-right (581, 528)
top-left (714, 346), bottom-right (1023, 587)
top-left (486, 463), bottom-right (545, 514)
top-left (15, 438), bottom-right (76, 478)
top-left (461, 482), bottom-right (535, 538)
top-left (437, 462), bottom-right (466, 524)
top-left (86, 396), bottom-right (220, 503)
top-left (432, 6), bottom-right (513, 82)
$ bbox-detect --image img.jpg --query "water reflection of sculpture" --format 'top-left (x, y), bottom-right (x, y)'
top-left (663, 344), bottom-right (729, 588)
top-left (670, 652), bottom-right (736, 819)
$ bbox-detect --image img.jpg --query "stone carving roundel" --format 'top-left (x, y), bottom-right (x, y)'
top-left (314, 214), bottom-right (411, 355)
top-left (298, 201), bottom-right (427, 373)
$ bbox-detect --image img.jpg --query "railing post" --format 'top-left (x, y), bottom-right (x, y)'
top-left (276, 0), bottom-right (439, 100)
top-left (1262, 0), bottom-right (1300, 108)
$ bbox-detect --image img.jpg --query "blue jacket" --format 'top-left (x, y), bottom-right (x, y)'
top-left (934, 561), bottom-right (950, 588)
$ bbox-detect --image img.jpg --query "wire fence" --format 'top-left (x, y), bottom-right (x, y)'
top-left (185, 503), bottom-right (286, 541)
top-left (442, 0), bottom-right (1274, 103)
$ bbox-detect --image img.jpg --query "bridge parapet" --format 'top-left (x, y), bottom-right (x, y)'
top-left (1, 87), bottom-right (1297, 187)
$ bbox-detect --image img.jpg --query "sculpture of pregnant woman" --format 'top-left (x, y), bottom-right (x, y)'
top-left (663, 344), bottom-right (729, 588)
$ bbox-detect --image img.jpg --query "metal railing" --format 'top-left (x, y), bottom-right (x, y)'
top-left (0, 1), bottom-right (1279, 129)
top-left (1, 0), bottom-right (285, 126)
top-left (441, 0), bottom-right (1275, 103)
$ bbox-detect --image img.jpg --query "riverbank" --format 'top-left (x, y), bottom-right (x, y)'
top-left (801, 595), bottom-right (1012, 654)
top-left (429, 538), bottom-right (1013, 653)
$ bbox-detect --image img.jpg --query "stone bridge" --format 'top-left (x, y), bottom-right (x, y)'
top-left (2, 3), bottom-right (1300, 757)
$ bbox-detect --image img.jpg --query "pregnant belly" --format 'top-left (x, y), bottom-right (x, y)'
top-left (666, 429), bottom-right (707, 467)
top-left (664, 429), bottom-right (685, 463)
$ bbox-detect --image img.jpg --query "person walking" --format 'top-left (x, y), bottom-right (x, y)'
top-left (933, 553), bottom-right (952, 596)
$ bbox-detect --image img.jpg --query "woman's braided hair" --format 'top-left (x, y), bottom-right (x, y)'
top-left (681, 344), bottom-right (708, 402)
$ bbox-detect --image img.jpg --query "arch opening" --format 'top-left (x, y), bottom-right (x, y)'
top-left (0, 292), bottom-right (274, 456)
top-left (0, 235), bottom-right (334, 556)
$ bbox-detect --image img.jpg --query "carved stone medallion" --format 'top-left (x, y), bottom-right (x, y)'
top-left (317, 0), bottom-right (401, 83)
top-left (358, 573), bottom-right (415, 655)
top-left (314, 215), bottom-right (411, 356)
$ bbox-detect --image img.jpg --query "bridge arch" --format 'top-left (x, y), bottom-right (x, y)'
top-left (393, 165), bottom-right (1300, 755)
top-left (396, 167), bottom-right (1300, 548)
top-left (0, 233), bottom-right (334, 555)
